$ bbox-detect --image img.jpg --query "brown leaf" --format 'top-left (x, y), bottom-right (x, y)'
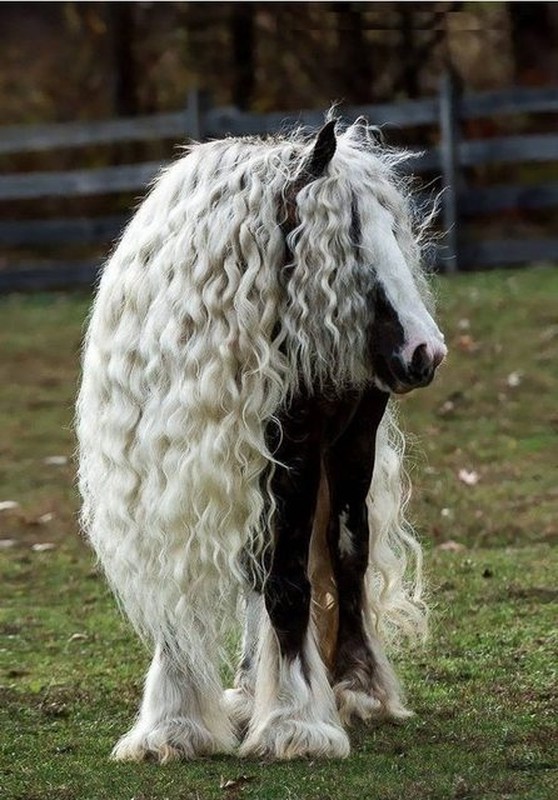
top-left (456, 334), bottom-right (480, 353)
top-left (0, 539), bottom-right (17, 549)
top-left (220, 775), bottom-right (254, 791)
top-left (458, 469), bottom-right (479, 486)
top-left (43, 456), bottom-right (68, 466)
top-left (31, 542), bottom-right (56, 552)
top-left (436, 540), bottom-right (467, 552)
top-left (69, 633), bottom-right (88, 642)
top-left (506, 371), bottom-right (522, 388)
top-left (37, 512), bottom-right (55, 524)
top-left (436, 391), bottom-right (466, 417)
top-left (0, 500), bottom-right (20, 512)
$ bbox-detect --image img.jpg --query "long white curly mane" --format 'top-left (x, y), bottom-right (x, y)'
top-left (76, 120), bottom-right (430, 689)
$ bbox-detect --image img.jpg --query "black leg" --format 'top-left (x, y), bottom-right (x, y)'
top-left (265, 397), bottom-right (323, 661)
top-left (323, 387), bottom-right (409, 722)
top-left (239, 394), bottom-right (351, 758)
top-left (228, 402), bottom-right (324, 742)
top-left (325, 387), bottom-right (388, 680)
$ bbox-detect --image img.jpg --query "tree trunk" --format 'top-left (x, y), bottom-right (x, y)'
top-left (332, 3), bottom-right (373, 103)
top-left (231, 3), bottom-right (255, 110)
top-left (107, 2), bottom-right (139, 116)
top-left (398, 8), bottom-right (419, 98)
top-left (509, 2), bottom-right (558, 84)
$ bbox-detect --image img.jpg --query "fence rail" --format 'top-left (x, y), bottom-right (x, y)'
top-left (0, 215), bottom-right (127, 246)
top-left (0, 162), bottom-right (162, 201)
top-left (0, 112), bottom-right (190, 155)
top-left (0, 75), bottom-right (557, 291)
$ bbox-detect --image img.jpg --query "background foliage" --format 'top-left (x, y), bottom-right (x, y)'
top-left (1, 2), bottom-right (557, 124)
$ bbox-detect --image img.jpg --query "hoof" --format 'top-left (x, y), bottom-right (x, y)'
top-left (239, 717), bottom-right (350, 760)
top-left (223, 687), bottom-right (254, 734)
top-left (111, 717), bottom-right (236, 763)
top-left (334, 681), bottom-right (413, 725)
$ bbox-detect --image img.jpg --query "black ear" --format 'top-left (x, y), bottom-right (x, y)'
top-left (306, 121), bottom-right (337, 179)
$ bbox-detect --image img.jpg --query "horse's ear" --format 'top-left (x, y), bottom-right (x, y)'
top-left (282, 121), bottom-right (337, 231)
top-left (305, 121), bottom-right (337, 180)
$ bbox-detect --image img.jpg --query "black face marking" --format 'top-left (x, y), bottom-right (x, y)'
top-left (350, 194), bottom-right (362, 252)
top-left (369, 285), bottom-right (407, 391)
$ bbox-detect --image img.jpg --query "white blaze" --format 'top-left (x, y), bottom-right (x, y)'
top-left (362, 199), bottom-right (447, 363)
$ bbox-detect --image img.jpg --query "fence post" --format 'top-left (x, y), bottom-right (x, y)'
top-left (439, 70), bottom-right (461, 273)
top-left (185, 88), bottom-right (210, 141)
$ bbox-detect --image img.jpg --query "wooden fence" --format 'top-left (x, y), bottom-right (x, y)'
top-left (0, 76), bottom-right (557, 291)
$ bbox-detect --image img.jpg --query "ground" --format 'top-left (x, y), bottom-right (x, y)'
top-left (0, 267), bottom-right (556, 799)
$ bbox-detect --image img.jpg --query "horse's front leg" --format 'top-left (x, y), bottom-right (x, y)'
top-left (112, 642), bottom-right (236, 762)
top-left (325, 387), bottom-right (411, 724)
top-left (240, 401), bottom-right (349, 759)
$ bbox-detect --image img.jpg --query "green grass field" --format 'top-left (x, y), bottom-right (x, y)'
top-left (1, 268), bottom-right (556, 800)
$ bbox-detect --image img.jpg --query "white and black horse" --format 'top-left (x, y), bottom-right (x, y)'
top-left (77, 119), bottom-right (446, 761)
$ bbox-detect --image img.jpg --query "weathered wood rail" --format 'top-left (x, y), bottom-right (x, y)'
top-left (0, 78), bottom-right (556, 291)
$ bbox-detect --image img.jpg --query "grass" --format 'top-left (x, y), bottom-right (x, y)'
top-left (1, 267), bottom-right (557, 799)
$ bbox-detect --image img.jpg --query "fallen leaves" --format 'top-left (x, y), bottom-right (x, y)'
top-left (436, 540), bottom-right (467, 552)
top-left (0, 494), bottom-right (58, 539)
top-left (506, 371), bottom-right (523, 388)
top-left (539, 324), bottom-right (557, 343)
top-left (0, 500), bottom-right (20, 512)
top-left (0, 538), bottom-right (17, 549)
top-left (458, 468), bottom-right (480, 486)
top-left (43, 455), bottom-right (69, 466)
top-left (35, 512), bottom-right (55, 525)
top-left (219, 775), bottom-right (254, 793)
top-left (1, 456), bottom-right (68, 545)
top-left (456, 334), bottom-right (480, 353)
top-left (436, 390), bottom-right (467, 417)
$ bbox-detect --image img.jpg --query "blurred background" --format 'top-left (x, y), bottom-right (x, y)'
top-left (1, 1), bottom-right (557, 285)
top-left (2, 2), bottom-right (557, 120)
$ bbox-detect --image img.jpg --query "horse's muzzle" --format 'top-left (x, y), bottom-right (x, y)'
top-left (386, 342), bottom-right (447, 393)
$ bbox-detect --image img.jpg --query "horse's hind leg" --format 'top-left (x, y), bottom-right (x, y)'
top-left (112, 642), bottom-right (237, 762)
top-left (240, 399), bottom-right (349, 759)
top-left (325, 388), bottom-right (411, 724)
top-left (223, 588), bottom-right (262, 734)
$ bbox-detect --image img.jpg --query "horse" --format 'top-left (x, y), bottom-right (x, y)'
top-left (76, 118), bottom-right (447, 762)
